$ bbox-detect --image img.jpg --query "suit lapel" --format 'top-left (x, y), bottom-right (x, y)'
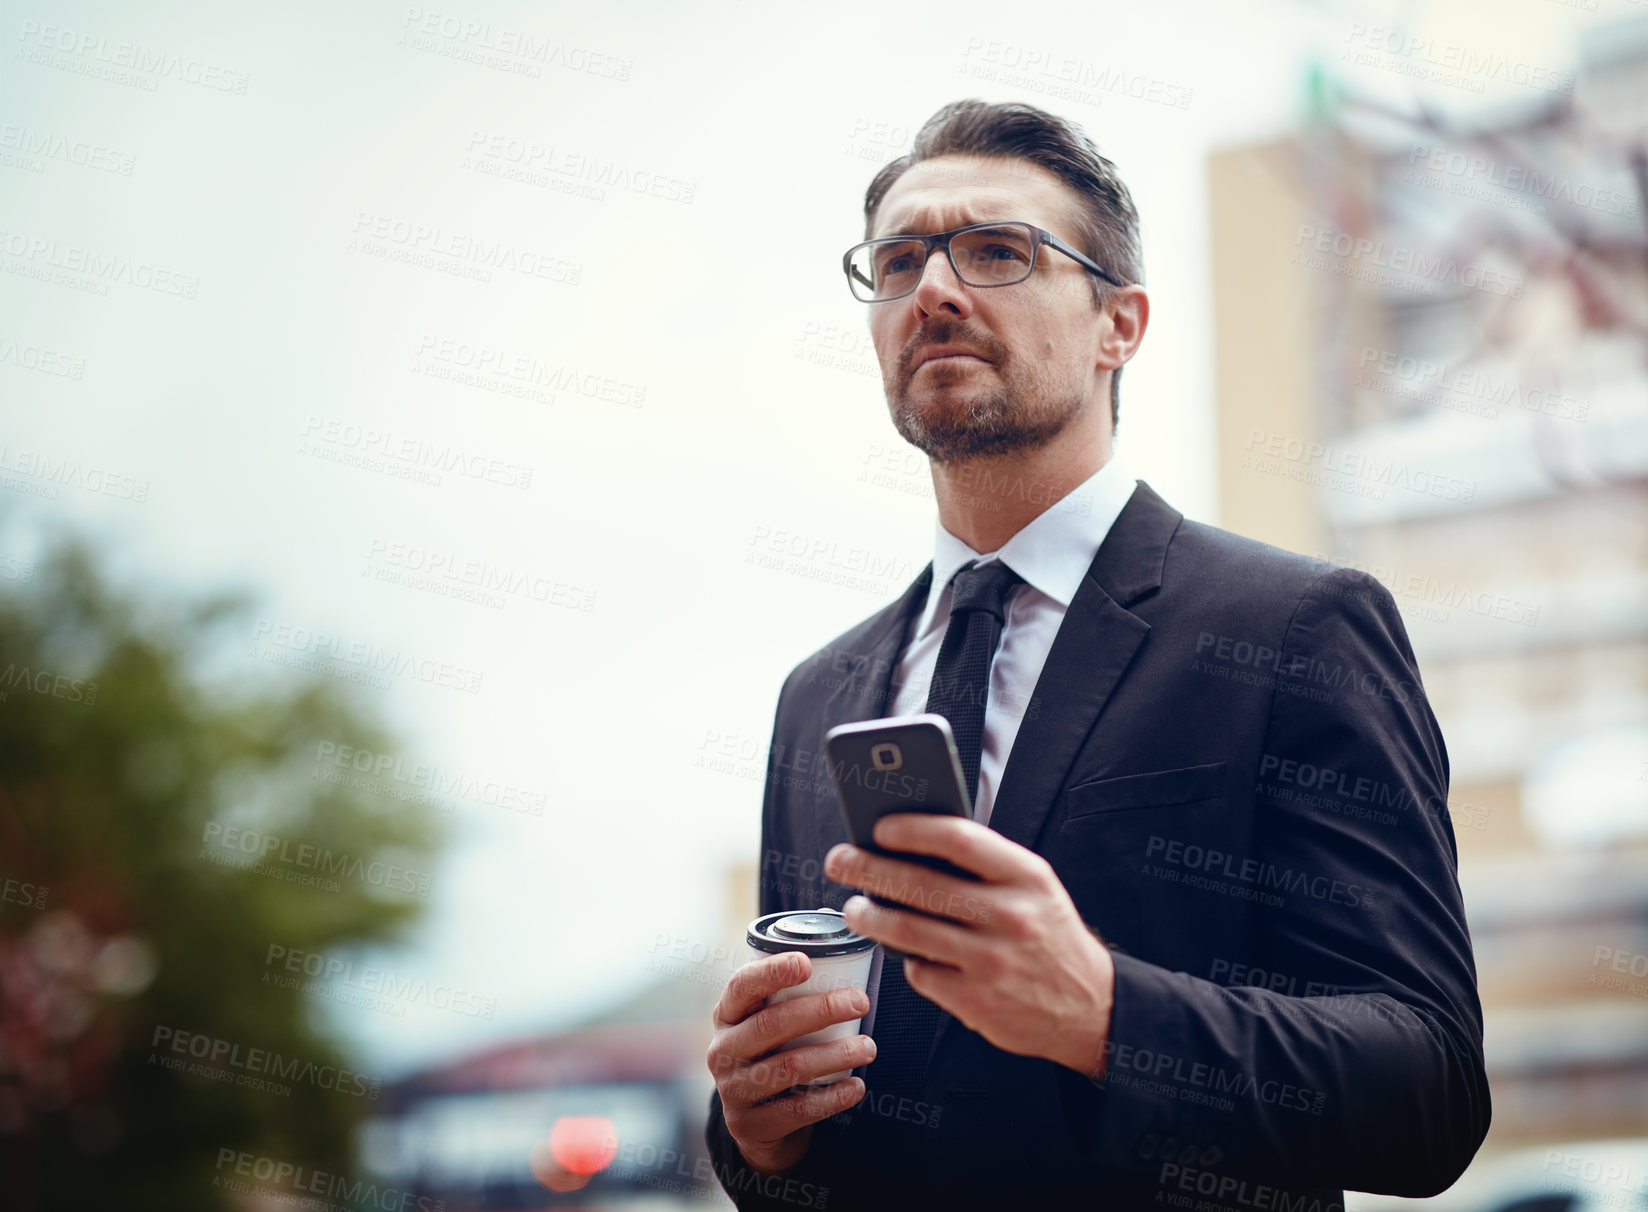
top-left (988, 479), bottom-right (1182, 852)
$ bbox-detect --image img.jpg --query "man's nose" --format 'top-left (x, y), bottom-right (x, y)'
top-left (911, 245), bottom-right (973, 318)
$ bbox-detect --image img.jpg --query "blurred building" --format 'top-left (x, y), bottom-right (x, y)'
top-left (356, 976), bottom-right (725, 1209)
top-left (1209, 16), bottom-right (1648, 1160)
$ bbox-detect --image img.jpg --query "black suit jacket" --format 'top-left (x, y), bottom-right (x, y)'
top-left (707, 480), bottom-right (1489, 1210)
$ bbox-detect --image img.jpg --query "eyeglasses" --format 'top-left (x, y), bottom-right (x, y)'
top-left (842, 220), bottom-right (1122, 303)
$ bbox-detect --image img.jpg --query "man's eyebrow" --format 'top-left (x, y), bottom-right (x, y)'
top-left (874, 220), bottom-right (982, 239)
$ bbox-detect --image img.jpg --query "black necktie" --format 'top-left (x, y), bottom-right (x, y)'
top-left (872, 559), bottom-right (1023, 1098)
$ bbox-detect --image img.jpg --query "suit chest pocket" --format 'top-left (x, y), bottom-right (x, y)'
top-left (1062, 761), bottom-right (1227, 818)
top-left (1051, 762), bottom-right (1229, 956)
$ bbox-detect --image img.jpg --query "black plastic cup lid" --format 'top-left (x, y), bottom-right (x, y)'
top-left (747, 908), bottom-right (874, 957)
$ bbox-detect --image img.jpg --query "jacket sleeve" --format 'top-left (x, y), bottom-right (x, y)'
top-left (1086, 566), bottom-right (1490, 1194)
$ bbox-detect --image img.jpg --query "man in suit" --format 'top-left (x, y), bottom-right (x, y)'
top-left (704, 99), bottom-right (1489, 1209)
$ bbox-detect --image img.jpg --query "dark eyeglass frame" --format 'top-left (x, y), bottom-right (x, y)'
top-left (842, 220), bottom-right (1124, 303)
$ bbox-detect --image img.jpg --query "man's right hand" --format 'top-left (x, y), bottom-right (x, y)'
top-left (707, 951), bottom-right (875, 1175)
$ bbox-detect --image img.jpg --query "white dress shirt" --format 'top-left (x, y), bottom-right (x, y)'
top-left (887, 452), bottom-right (1139, 827)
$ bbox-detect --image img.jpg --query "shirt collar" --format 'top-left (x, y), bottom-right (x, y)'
top-left (912, 451), bottom-right (1139, 642)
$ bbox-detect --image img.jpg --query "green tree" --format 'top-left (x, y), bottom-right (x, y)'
top-left (0, 530), bottom-right (443, 1209)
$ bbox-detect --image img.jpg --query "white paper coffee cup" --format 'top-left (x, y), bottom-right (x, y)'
top-left (746, 908), bottom-right (877, 1086)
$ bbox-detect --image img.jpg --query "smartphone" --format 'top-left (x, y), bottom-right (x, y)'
top-left (824, 714), bottom-right (980, 905)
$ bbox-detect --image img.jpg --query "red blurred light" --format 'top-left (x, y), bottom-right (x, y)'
top-left (548, 1116), bottom-right (618, 1176)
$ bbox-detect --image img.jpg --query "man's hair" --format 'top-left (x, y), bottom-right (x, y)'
top-left (862, 99), bottom-right (1143, 433)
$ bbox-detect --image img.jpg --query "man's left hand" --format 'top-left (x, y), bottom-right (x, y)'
top-left (825, 814), bottom-right (1114, 1078)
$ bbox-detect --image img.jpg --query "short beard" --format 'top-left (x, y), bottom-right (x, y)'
top-left (887, 318), bottom-right (1084, 463)
top-left (890, 373), bottom-right (1083, 464)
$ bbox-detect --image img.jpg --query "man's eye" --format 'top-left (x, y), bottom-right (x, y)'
top-left (982, 243), bottom-right (1028, 262)
top-left (882, 255), bottom-right (916, 276)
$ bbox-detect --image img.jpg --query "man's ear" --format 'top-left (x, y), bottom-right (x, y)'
top-left (1095, 284), bottom-right (1149, 372)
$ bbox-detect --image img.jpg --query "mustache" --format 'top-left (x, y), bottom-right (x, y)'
top-left (897, 322), bottom-right (1006, 383)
